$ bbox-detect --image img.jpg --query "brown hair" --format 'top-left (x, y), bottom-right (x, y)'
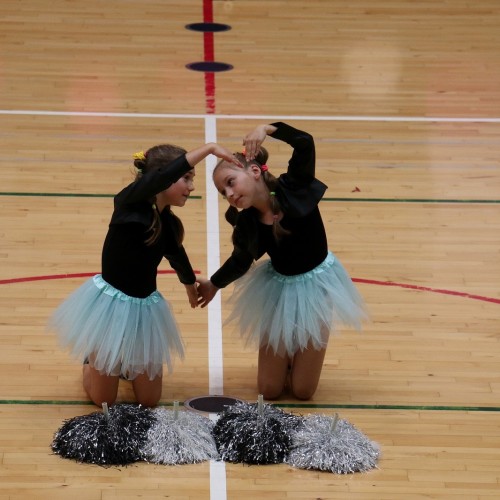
top-left (133, 144), bottom-right (187, 246)
top-left (213, 147), bottom-right (289, 241)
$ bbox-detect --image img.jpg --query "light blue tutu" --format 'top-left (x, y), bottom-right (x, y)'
top-left (47, 275), bottom-right (184, 380)
top-left (225, 252), bottom-right (368, 357)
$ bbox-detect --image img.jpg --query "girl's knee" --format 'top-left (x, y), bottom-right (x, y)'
top-left (291, 388), bottom-right (314, 400)
top-left (290, 381), bottom-right (317, 401)
top-left (135, 393), bottom-right (161, 408)
top-left (289, 346), bottom-right (325, 400)
top-left (87, 387), bottom-right (117, 408)
top-left (132, 374), bottom-right (162, 407)
top-left (84, 366), bottom-right (119, 408)
top-left (258, 379), bottom-right (284, 401)
top-left (92, 394), bottom-right (117, 408)
top-left (89, 384), bottom-right (118, 407)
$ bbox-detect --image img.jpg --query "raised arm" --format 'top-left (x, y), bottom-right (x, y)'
top-left (268, 122), bottom-right (316, 181)
top-left (116, 143), bottom-right (241, 206)
top-left (185, 142), bottom-right (239, 168)
top-left (242, 124), bottom-right (278, 160)
top-left (242, 122), bottom-right (315, 182)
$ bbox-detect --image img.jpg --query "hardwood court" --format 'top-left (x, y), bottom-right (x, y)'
top-left (1, 1), bottom-right (499, 499)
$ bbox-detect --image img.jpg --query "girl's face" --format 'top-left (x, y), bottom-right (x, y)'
top-left (213, 163), bottom-right (260, 209)
top-left (163, 169), bottom-right (195, 207)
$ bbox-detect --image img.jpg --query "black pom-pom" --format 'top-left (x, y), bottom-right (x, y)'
top-left (212, 397), bottom-right (303, 465)
top-left (51, 403), bottom-right (156, 466)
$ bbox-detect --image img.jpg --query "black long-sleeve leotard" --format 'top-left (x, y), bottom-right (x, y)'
top-left (101, 154), bottom-right (196, 298)
top-left (211, 122), bottom-right (328, 289)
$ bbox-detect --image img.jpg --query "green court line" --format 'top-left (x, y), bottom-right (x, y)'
top-left (323, 197), bottom-right (500, 204)
top-left (1, 192), bottom-right (499, 203)
top-left (1, 400), bottom-right (499, 412)
top-left (276, 403), bottom-right (500, 412)
top-left (0, 400), bottom-right (94, 405)
top-left (0, 192), bottom-right (202, 199)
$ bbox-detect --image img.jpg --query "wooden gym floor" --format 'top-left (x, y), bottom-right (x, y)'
top-left (0, 1), bottom-right (499, 498)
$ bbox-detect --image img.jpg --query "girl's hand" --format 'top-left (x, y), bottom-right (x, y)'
top-left (211, 144), bottom-right (243, 167)
top-left (196, 278), bottom-right (220, 308)
top-left (184, 283), bottom-right (199, 308)
top-left (186, 143), bottom-right (243, 168)
top-left (243, 124), bottom-right (277, 160)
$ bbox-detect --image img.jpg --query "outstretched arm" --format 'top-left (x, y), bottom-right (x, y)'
top-left (242, 122), bottom-right (315, 181)
top-left (116, 144), bottom-right (241, 206)
top-left (267, 122), bottom-right (316, 180)
top-left (186, 143), bottom-right (242, 168)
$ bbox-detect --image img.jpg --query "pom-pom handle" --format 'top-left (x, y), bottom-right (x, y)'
top-left (102, 402), bottom-right (110, 421)
top-left (257, 394), bottom-right (264, 416)
top-left (330, 413), bottom-right (339, 434)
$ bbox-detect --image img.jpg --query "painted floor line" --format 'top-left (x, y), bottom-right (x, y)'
top-left (2, 192), bottom-right (498, 204)
top-left (1, 109), bottom-right (500, 123)
top-left (1, 400), bottom-right (499, 412)
top-left (0, 270), bottom-right (199, 286)
top-left (2, 272), bottom-right (498, 305)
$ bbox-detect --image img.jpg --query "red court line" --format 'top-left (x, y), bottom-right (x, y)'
top-left (353, 278), bottom-right (500, 304)
top-left (203, 0), bottom-right (216, 113)
top-left (0, 270), bottom-right (200, 286)
top-left (1, 272), bottom-right (498, 304)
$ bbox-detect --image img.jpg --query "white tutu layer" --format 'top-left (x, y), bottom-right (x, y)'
top-left (225, 252), bottom-right (368, 357)
top-left (47, 275), bottom-right (184, 380)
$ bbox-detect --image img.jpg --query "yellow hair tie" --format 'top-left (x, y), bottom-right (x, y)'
top-left (133, 151), bottom-right (146, 161)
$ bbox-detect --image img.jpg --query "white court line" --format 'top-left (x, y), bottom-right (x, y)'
top-left (205, 115), bottom-right (227, 500)
top-left (205, 114), bottom-right (224, 396)
top-left (209, 414), bottom-right (226, 500)
top-left (1, 109), bottom-right (500, 122)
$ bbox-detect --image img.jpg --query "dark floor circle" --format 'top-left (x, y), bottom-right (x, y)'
top-left (186, 61), bottom-right (233, 72)
top-left (185, 22), bottom-right (231, 32)
top-left (184, 395), bottom-right (244, 413)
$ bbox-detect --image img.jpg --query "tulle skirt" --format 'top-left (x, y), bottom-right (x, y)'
top-left (225, 252), bottom-right (368, 357)
top-left (47, 275), bottom-right (184, 380)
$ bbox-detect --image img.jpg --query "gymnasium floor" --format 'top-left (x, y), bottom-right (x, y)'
top-left (1, 1), bottom-right (499, 498)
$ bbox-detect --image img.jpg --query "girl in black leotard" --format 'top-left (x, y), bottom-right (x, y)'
top-left (49, 142), bottom-right (240, 407)
top-left (197, 122), bottom-right (368, 400)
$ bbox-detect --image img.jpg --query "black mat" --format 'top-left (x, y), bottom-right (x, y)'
top-left (184, 395), bottom-right (244, 413)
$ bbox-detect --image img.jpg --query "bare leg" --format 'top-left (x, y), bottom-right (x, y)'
top-left (257, 346), bottom-right (290, 400)
top-left (289, 342), bottom-right (328, 400)
top-left (132, 371), bottom-right (163, 407)
top-left (83, 362), bottom-right (119, 407)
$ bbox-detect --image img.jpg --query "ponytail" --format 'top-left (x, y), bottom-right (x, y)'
top-left (261, 169), bottom-right (290, 241)
top-left (145, 203), bottom-right (162, 246)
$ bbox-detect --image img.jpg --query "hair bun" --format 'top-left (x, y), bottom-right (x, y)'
top-left (256, 147), bottom-right (269, 165)
top-left (134, 159), bottom-right (146, 171)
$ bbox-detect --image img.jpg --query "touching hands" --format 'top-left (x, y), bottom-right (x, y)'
top-left (195, 278), bottom-right (220, 308)
top-left (184, 283), bottom-right (199, 308)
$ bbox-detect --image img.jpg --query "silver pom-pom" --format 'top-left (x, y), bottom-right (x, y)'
top-left (287, 413), bottom-right (380, 474)
top-left (141, 402), bottom-right (219, 465)
top-left (51, 403), bottom-right (156, 466)
top-left (213, 395), bottom-right (303, 465)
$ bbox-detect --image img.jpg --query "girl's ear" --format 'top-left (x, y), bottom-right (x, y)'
top-left (250, 164), bottom-right (261, 179)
